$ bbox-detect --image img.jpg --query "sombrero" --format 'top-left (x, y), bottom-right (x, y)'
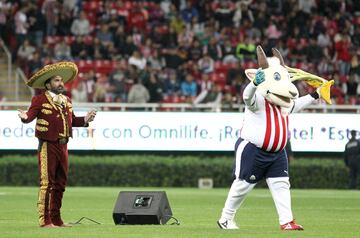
top-left (27, 62), bottom-right (78, 89)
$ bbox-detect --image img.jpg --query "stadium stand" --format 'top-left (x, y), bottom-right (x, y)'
top-left (0, 0), bottom-right (359, 107)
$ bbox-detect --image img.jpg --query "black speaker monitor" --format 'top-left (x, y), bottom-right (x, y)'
top-left (113, 191), bottom-right (173, 225)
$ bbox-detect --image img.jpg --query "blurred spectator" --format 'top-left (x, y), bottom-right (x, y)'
top-left (222, 39), bottom-right (237, 64)
top-left (170, 13), bottom-right (185, 34)
top-left (317, 56), bottom-right (335, 76)
top-left (127, 78), bottom-right (150, 103)
top-left (305, 37), bottom-right (323, 64)
top-left (27, 3), bottom-right (45, 48)
top-left (140, 38), bottom-right (154, 59)
top-left (181, 73), bottom-right (197, 101)
top-left (17, 39), bottom-right (35, 70)
top-left (71, 36), bottom-right (88, 60)
top-left (164, 70), bottom-right (181, 96)
top-left (317, 28), bottom-right (331, 49)
top-left (193, 83), bottom-right (223, 111)
top-left (54, 41), bottom-right (72, 61)
top-left (63, 0), bottom-right (79, 13)
top-left (221, 90), bottom-right (234, 112)
top-left (235, 37), bottom-right (256, 62)
top-left (0, 0), bottom-right (11, 43)
top-left (128, 50), bottom-right (146, 70)
top-left (70, 10), bottom-right (90, 36)
top-left (290, 40), bottom-right (307, 64)
top-left (113, 25), bottom-right (127, 51)
top-left (331, 73), bottom-right (345, 104)
top-left (71, 80), bottom-right (88, 102)
top-left (28, 51), bottom-right (43, 75)
top-left (42, 0), bottom-right (60, 36)
top-left (335, 33), bottom-right (352, 75)
top-left (17, 39), bottom-right (35, 62)
top-left (198, 53), bottom-right (214, 74)
top-left (93, 75), bottom-right (110, 102)
top-left (126, 3), bottom-right (148, 33)
top-left (147, 49), bottom-right (165, 72)
top-left (108, 60), bottom-right (127, 102)
top-left (198, 73), bottom-right (213, 93)
top-left (160, 0), bottom-right (172, 19)
top-left (265, 20), bottom-right (282, 49)
top-left (232, 0), bottom-right (253, 28)
top-left (39, 42), bottom-right (54, 60)
top-left (14, 5), bottom-right (28, 51)
top-left (146, 73), bottom-right (164, 103)
top-left (181, 1), bottom-right (199, 24)
top-left (119, 35), bottom-right (137, 58)
top-left (213, 0), bottom-right (235, 29)
top-left (189, 16), bottom-right (204, 37)
top-left (204, 36), bottom-right (222, 60)
top-left (342, 73), bottom-right (360, 104)
top-left (298, 0), bottom-right (317, 15)
top-left (93, 37), bottom-right (108, 59)
top-left (80, 70), bottom-right (97, 102)
top-left (57, 5), bottom-right (73, 36)
top-left (163, 47), bottom-right (185, 70)
top-left (96, 23), bottom-right (113, 44)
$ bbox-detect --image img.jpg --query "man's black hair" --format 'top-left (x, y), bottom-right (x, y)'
top-left (44, 78), bottom-right (52, 90)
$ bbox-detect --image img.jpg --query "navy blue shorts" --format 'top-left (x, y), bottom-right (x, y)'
top-left (233, 138), bottom-right (289, 183)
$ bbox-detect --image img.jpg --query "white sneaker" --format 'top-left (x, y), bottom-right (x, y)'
top-left (217, 218), bottom-right (239, 229)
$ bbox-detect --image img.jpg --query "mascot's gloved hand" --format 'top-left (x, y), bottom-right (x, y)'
top-left (254, 69), bottom-right (265, 86)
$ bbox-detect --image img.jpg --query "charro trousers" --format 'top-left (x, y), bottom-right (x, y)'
top-left (37, 139), bottom-right (68, 226)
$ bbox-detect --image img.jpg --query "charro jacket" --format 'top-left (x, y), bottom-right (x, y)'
top-left (22, 91), bottom-right (87, 142)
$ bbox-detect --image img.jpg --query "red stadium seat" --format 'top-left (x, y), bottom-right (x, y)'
top-left (76, 60), bottom-right (95, 72)
top-left (63, 36), bottom-right (75, 45)
top-left (82, 1), bottom-right (102, 12)
top-left (95, 60), bottom-right (114, 74)
top-left (45, 36), bottom-right (61, 47)
top-left (349, 96), bottom-right (357, 105)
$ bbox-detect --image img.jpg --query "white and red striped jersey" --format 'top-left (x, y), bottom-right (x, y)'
top-left (241, 83), bottom-right (315, 152)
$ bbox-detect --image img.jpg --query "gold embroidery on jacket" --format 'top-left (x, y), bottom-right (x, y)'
top-left (38, 142), bottom-right (49, 226)
top-left (41, 103), bottom-right (53, 109)
top-left (45, 92), bottom-right (58, 111)
top-left (36, 125), bottom-right (48, 132)
top-left (58, 107), bottom-right (69, 137)
top-left (41, 109), bottom-right (52, 115)
top-left (36, 119), bottom-right (49, 126)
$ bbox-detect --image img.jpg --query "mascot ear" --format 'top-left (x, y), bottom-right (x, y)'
top-left (245, 69), bottom-right (257, 81)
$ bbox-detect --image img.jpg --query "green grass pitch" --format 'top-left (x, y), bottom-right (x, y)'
top-left (0, 187), bottom-right (359, 238)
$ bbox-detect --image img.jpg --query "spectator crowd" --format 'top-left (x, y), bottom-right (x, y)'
top-left (0, 0), bottom-right (359, 108)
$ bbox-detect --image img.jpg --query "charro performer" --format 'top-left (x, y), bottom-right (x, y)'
top-left (18, 62), bottom-right (96, 228)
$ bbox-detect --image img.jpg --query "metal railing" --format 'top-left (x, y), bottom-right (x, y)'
top-left (1, 101), bottom-right (359, 113)
top-left (0, 38), bottom-right (12, 84)
top-left (15, 67), bottom-right (33, 100)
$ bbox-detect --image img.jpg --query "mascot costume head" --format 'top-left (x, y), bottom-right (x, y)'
top-left (244, 46), bottom-right (334, 109)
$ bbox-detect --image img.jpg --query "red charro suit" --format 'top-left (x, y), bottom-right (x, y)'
top-left (22, 91), bottom-right (87, 226)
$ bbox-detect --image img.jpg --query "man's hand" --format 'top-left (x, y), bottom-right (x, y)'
top-left (84, 109), bottom-right (97, 123)
top-left (254, 69), bottom-right (265, 86)
top-left (18, 109), bottom-right (28, 120)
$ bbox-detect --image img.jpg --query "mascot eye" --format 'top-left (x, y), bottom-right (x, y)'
top-left (274, 72), bottom-right (281, 81)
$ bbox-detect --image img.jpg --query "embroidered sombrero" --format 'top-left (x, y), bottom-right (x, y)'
top-left (27, 62), bottom-right (78, 89)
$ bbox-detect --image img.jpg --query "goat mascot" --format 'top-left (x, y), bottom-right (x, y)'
top-left (218, 46), bottom-right (334, 231)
